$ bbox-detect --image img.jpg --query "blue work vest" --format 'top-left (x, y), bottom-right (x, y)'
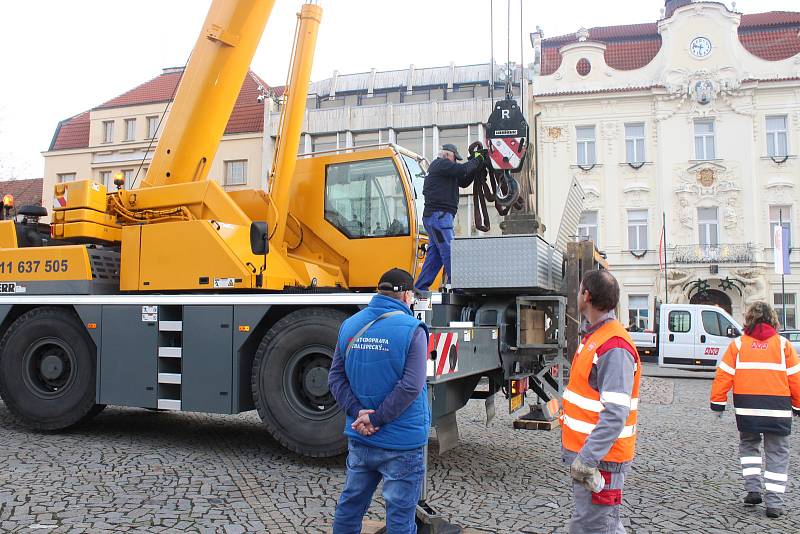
top-left (337, 294), bottom-right (430, 450)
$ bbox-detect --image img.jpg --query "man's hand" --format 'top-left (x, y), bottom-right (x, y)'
top-left (570, 456), bottom-right (605, 493)
top-left (351, 409), bottom-right (380, 436)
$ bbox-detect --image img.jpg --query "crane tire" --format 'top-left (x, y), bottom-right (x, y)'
top-left (0, 307), bottom-right (104, 430)
top-left (251, 308), bottom-right (348, 458)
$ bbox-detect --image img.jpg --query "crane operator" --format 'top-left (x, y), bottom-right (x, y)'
top-left (415, 143), bottom-right (483, 291)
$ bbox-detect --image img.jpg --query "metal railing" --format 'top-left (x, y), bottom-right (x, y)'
top-left (670, 243), bottom-right (756, 264)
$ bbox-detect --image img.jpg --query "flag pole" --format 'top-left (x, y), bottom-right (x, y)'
top-left (781, 209), bottom-right (787, 327)
top-left (663, 212), bottom-right (669, 304)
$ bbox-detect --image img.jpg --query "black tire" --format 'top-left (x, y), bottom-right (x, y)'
top-left (251, 308), bottom-right (348, 457)
top-left (0, 307), bottom-right (105, 430)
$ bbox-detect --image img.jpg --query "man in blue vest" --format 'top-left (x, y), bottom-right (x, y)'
top-left (329, 268), bottom-right (430, 534)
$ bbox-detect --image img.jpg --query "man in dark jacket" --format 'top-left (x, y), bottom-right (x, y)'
top-left (415, 143), bottom-right (482, 290)
top-left (329, 268), bottom-right (429, 533)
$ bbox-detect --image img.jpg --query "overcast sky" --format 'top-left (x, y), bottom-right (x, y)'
top-left (0, 0), bottom-right (796, 180)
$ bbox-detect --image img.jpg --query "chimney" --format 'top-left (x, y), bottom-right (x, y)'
top-left (665, 0), bottom-right (692, 18)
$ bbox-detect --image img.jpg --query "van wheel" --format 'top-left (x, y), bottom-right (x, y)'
top-left (0, 307), bottom-right (104, 430)
top-left (251, 308), bottom-right (348, 457)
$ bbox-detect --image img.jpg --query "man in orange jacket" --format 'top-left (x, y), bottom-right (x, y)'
top-left (711, 301), bottom-right (800, 518)
top-left (562, 270), bottom-right (641, 534)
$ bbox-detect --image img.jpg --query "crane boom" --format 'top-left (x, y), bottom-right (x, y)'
top-left (269, 3), bottom-right (322, 248)
top-left (142, 0), bottom-right (276, 188)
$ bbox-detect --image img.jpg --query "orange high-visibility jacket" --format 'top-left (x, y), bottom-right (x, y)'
top-left (562, 320), bottom-right (641, 463)
top-left (711, 330), bottom-right (800, 436)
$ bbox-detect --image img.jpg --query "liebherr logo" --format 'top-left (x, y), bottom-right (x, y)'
top-left (0, 283), bottom-right (17, 293)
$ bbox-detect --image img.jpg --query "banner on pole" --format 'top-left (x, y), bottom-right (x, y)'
top-left (774, 225), bottom-right (791, 275)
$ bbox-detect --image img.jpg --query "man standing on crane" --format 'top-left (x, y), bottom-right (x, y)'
top-left (561, 270), bottom-right (641, 534)
top-left (415, 143), bottom-right (483, 291)
top-left (328, 268), bottom-right (429, 533)
top-left (710, 301), bottom-right (800, 519)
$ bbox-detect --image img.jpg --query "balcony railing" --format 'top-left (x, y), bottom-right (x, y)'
top-left (670, 243), bottom-right (756, 264)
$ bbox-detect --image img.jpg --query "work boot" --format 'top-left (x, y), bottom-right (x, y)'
top-left (766, 508), bottom-right (783, 518)
top-left (743, 492), bottom-right (762, 506)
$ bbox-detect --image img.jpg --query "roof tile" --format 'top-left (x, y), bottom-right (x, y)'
top-left (0, 178), bottom-right (44, 208)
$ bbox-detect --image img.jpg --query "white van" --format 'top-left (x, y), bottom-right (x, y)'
top-left (630, 303), bottom-right (743, 371)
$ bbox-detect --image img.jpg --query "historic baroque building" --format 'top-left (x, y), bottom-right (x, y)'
top-left (533, 0), bottom-right (800, 326)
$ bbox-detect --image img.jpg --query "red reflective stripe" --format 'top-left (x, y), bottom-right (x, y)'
top-left (436, 333), bottom-right (453, 376)
top-left (428, 333), bottom-right (436, 354)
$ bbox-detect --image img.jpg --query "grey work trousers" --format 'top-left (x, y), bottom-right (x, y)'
top-left (569, 470), bottom-right (626, 534)
top-left (739, 431), bottom-right (791, 508)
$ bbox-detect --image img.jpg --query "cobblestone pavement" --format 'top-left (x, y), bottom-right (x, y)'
top-left (1, 371), bottom-right (799, 533)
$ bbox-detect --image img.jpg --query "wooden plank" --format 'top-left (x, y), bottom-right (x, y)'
top-left (513, 417), bottom-right (560, 431)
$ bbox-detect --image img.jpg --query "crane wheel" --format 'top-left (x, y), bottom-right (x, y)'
top-left (251, 308), bottom-right (348, 457)
top-left (0, 307), bottom-right (105, 430)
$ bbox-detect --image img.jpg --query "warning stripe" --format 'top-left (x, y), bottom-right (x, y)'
top-left (489, 138), bottom-right (524, 170)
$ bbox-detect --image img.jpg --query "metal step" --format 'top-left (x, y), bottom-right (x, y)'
top-left (158, 320), bottom-right (183, 332)
top-left (158, 347), bottom-right (182, 358)
top-left (157, 399), bottom-right (181, 410)
top-left (158, 372), bottom-right (182, 385)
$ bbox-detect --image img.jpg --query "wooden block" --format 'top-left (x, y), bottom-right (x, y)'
top-left (513, 417), bottom-right (561, 431)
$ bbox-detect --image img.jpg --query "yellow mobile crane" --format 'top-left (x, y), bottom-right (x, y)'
top-left (0, 0), bottom-right (590, 470)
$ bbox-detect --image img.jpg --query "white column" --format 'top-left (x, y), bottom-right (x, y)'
top-left (433, 126), bottom-right (440, 154)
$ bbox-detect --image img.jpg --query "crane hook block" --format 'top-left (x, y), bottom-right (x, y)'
top-left (485, 97), bottom-right (529, 173)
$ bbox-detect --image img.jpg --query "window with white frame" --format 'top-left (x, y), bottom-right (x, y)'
top-left (57, 173), bottom-right (76, 183)
top-left (124, 118), bottom-right (136, 142)
top-left (576, 126), bottom-right (596, 166)
top-left (102, 120), bottom-right (114, 144)
top-left (628, 295), bottom-right (649, 330)
top-left (627, 209), bottom-right (648, 252)
top-left (99, 171), bottom-right (112, 190)
top-left (769, 205), bottom-right (792, 248)
top-left (147, 116), bottom-right (159, 139)
top-left (694, 120), bottom-right (715, 160)
top-left (698, 207), bottom-right (719, 246)
top-left (122, 169), bottom-right (134, 185)
top-left (625, 123), bottom-right (645, 164)
top-left (224, 160), bottom-right (248, 186)
top-left (577, 210), bottom-right (598, 245)
top-left (766, 115), bottom-right (788, 158)
top-left (774, 293), bottom-right (797, 329)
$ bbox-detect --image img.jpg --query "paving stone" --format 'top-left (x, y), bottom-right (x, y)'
top-left (1, 371), bottom-right (799, 532)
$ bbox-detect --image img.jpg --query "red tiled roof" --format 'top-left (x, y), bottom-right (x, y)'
top-left (541, 11), bottom-right (800, 75)
top-left (739, 27), bottom-right (800, 61)
top-left (50, 69), bottom-right (271, 151)
top-left (50, 111), bottom-right (90, 150)
top-left (0, 178), bottom-right (44, 208)
top-left (95, 71), bottom-right (182, 110)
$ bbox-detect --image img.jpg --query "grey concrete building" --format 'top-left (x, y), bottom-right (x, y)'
top-left (262, 62), bottom-right (531, 237)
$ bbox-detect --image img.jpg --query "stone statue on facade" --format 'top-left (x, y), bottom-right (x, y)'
top-left (678, 197), bottom-right (693, 229)
top-left (730, 268), bottom-right (767, 305)
top-left (665, 268), bottom-right (692, 303)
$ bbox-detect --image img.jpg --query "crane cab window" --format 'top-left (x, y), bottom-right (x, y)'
top-left (325, 158), bottom-right (410, 239)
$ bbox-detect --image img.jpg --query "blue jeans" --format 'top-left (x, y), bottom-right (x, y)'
top-left (333, 439), bottom-right (425, 534)
top-left (415, 211), bottom-right (455, 291)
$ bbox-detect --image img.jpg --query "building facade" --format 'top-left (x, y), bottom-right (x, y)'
top-left (42, 68), bottom-right (269, 217)
top-left (533, 1), bottom-right (800, 327)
